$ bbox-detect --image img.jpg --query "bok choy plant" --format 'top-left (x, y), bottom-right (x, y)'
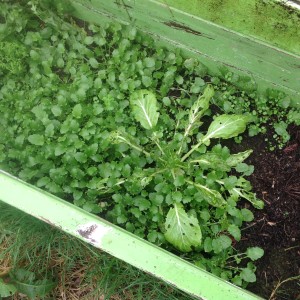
top-left (105, 85), bottom-right (264, 284)
top-left (109, 85), bottom-right (263, 250)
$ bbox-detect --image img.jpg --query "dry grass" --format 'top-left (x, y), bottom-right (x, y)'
top-left (0, 235), bottom-right (12, 277)
top-left (0, 236), bottom-right (171, 300)
top-left (0, 204), bottom-right (192, 300)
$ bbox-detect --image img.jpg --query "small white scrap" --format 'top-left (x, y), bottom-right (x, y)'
top-left (76, 222), bottom-right (112, 247)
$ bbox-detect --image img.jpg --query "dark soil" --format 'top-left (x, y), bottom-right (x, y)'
top-left (234, 126), bottom-right (300, 300)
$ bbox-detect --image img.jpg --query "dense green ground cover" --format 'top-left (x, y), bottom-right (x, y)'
top-left (1, 0), bottom-right (299, 291)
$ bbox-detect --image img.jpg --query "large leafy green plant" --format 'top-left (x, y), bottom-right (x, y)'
top-left (105, 86), bottom-right (264, 284)
top-left (109, 85), bottom-right (263, 251)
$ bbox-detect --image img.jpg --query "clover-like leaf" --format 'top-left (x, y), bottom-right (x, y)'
top-left (212, 235), bottom-right (232, 253)
top-left (28, 134), bottom-right (44, 146)
top-left (228, 224), bottom-right (241, 241)
top-left (246, 247), bottom-right (264, 261)
top-left (240, 268), bottom-right (256, 283)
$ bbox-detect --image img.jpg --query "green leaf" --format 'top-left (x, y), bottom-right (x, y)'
top-left (31, 105), bottom-right (47, 121)
top-left (226, 150), bottom-right (253, 167)
top-left (89, 57), bottom-right (99, 68)
top-left (279, 97), bottom-right (290, 108)
top-left (144, 57), bottom-right (155, 68)
top-left (164, 203), bottom-right (202, 252)
top-left (240, 268), bottom-right (256, 283)
top-left (203, 115), bottom-right (251, 144)
top-left (184, 58), bottom-right (196, 70)
top-left (0, 278), bottom-right (17, 297)
top-left (274, 121), bottom-right (290, 142)
top-left (84, 36), bottom-right (93, 45)
top-left (235, 163), bottom-right (254, 176)
top-left (232, 188), bottom-right (264, 209)
top-left (117, 215), bottom-right (127, 224)
top-left (130, 90), bottom-right (159, 130)
top-left (200, 210), bottom-right (210, 222)
top-left (191, 153), bottom-right (230, 172)
top-left (55, 144), bottom-right (66, 156)
top-left (147, 230), bottom-right (158, 243)
top-left (51, 105), bottom-right (62, 117)
top-left (274, 121), bottom-right (288, 136)
top-left (10, 269), bottom-right (56, 299)
top-left (83, 202), bottom-right (101, 213)
top-left (187, 180), bottom-right (226, 207)
top-left (175, 75), bottom-right (184, 85)
top-left (174, 175), bottom-right (185, 187)
top-left (45, 124), bottom-right (54, 137)
top-left (241, 208), bottom-right (254, 222)
top-left (135, 196), bottom-right (151, 211)
top-left (74, 152), bottom-right (87, 163)
top-left (185, 85), bottom-right (214, 137)
top-left (72, 104), bottom-right (82, 118)
top-left (228, 224), bottom-right (241, 241)
top-left (204, 237), bottom-right (213, 252)
top-left (28, 134), bottom-right (44, 146)
top-left (172, 191), bottom-right (182, 203)
top-left (163, 97), bottom-right (171, 106)
top-left (36, 177), bottom-right (50, 187)
top-left (246, 247), bottom-right (264, 261)
top-left (212, 235), bottom-right (232, 253)
top-left (142, 75), bottom-right (152, 87)
top-left (223, 176), bottom-right (238, 190)
top-left (288, 110), bottom-right (300, 125)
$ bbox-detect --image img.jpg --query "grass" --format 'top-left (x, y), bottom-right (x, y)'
top-left (0, 202), bottom-right (194, 300)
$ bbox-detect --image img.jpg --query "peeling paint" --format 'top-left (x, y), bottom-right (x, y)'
top-left (76, 222), bottom-right (112, 246)
top-left (37, 216), bottom-right (62, 229)
top-left (163, 21), bottom-right (214, 39)
top-left (38, 216), bottom-right (54, 226)
top-left (159, 0), bottom-right (300, 55)
top-left (114, 0), bottom-right (133, 9)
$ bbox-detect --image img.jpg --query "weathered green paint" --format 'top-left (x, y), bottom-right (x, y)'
top-left (158, 0), bottom-right (300, 55)
top-left (0, 170), bottom-right (263, 300)
top-left (70, 0), bottom-right (300, 107)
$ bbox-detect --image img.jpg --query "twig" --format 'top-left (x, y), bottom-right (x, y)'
top-left (269, 275), bottom-right (300, 300)
top-left (284, 245), bottom-right (300, 251)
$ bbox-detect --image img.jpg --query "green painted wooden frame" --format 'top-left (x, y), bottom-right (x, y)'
top-left (70, 0), bottom-right (300, 107)
top-left (0, 171), bottom-right (263, 300)
top-left (157, 0), bottom-right (300, 55)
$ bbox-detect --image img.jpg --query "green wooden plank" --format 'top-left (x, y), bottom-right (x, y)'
top-left (157, 0), bottom-right (300, 55)
top-left (70, 0), bottom-right (300, 107)
top-left (0, 170), bottom-right (263, 300)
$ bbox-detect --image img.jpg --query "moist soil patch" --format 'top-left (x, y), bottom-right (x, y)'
top-left (233, 126), bottom-right (300, 300)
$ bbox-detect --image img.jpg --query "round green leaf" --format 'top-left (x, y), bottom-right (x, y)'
top-left (240, 268), bottom-right (256, 283)
top-left (28, 134), bottom-right (44, 146)
top-left (246, 247), bottom-right (264, 261)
